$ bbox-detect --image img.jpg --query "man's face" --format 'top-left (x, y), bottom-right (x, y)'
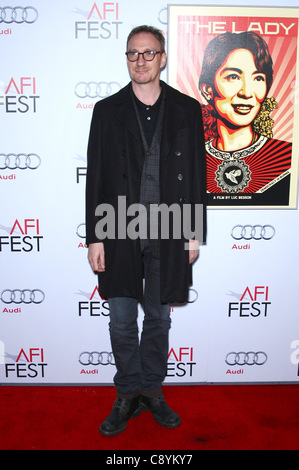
top-left (126, 32), bottom-right (167, 86)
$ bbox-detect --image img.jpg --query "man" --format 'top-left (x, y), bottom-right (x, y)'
top-left (86, 25), bottom-right (206, 436)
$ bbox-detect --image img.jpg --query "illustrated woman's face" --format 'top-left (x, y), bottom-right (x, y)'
top-left (213, 49), bottom-right (267, 128)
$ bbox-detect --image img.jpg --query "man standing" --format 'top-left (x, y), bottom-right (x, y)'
top-left (86, 25), bottom-right (206, 436)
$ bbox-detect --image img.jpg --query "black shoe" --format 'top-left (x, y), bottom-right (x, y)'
top-left (140, 395), bottom-right (181, 428)
top-left (99, 396), bottom-right (141, 436)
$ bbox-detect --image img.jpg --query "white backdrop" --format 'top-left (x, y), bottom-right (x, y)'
top-left (1, 0), bottom-right (299, 385)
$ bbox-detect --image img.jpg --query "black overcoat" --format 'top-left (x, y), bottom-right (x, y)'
top-left (86, 82), bottom-right (206, 304)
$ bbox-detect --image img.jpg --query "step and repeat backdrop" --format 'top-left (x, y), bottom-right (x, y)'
top-left (1, 0), bottom-right (299, 385)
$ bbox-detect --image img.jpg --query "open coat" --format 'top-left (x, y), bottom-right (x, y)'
top-left (86, 82), bottom-right (206, 304)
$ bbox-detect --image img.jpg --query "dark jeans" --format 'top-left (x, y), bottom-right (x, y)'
top-left (108, 246), bottom-right (171, 398)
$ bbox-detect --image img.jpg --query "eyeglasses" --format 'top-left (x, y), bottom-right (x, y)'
top-left (125, 50), bottom-right (162, 62)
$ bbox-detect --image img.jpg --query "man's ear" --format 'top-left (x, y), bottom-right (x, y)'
top-left (160, 52), bottom-right (167, 70)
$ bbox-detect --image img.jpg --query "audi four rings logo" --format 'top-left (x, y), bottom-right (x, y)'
top-left (75, 82), bottom-right (122, 99)
top-left (0, 154), bottom-right (41, 170)
top-left (0, 7), bottom-right (38, 24)
top-left (79, 352), bottom-right (115, 366)
top-left (188, 288), bottom-right (198, 304)
top-left (231, 225), bottom-right (275, 240)
top-left (158, 7), bottom-right (167, 25)
top-left (1, 289), bottom-right (45, 304)
top-left (226, 352), bottom-right (268, 366)
top-left (76, 223), bottom-right (86, 239)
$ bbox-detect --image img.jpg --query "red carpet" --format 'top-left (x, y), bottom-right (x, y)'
top-left (0, 384), bottom-right (298, 451)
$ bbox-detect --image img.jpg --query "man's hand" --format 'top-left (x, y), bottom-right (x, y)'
top-left (189, 239), bottom-right (199, 264)
top-left (88, 242), bottom-right (105, 272)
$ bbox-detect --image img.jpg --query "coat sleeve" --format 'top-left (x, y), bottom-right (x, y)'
top-left (85, 103), bottom-right (104, 246)
top-left (192, 101), bottom-right (207, 245)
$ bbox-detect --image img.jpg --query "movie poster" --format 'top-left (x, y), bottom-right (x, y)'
top-left (168, 6), bottom-right (299, 209)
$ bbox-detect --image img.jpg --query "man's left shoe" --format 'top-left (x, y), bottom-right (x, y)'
top-left (140, 395), bottom-right (181, 428)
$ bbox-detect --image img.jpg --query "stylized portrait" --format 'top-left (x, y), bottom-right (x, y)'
top-left (168, 6), bottom-right (299, 208)
top-left (199, 31), bottom-right (292, 202)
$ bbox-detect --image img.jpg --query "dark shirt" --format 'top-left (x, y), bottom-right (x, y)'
top-left (134, 90), bottom-right (163, 147)
top-left (132, 87), bottom-right (165, 258)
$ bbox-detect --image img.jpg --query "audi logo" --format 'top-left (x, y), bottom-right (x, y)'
top-left (0, 154), bottom-right (41, 170)
top-left (187, 288), bottom-right (198, 304)
top-left (226, 352), bottom-right (268, 366)
top-left (1, 289), bottom-right (45, 304)
top-left (231, 225), bottom-right (275, 240)
top-left (158, 7), bottom-right (167, 25)
top-left (75, 82), bottom-right (122, 99)
top-left (0, 6), bottom-right (38, 24)
top-left (76, 223), bottom-right (86, 239)
top-left (79, 351), bottom-right (115, 366)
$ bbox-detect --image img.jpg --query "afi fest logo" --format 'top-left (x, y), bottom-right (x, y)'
top-left (4, 347), bottom-right (47, 379)
top-left (167, 347), bottom-right (196, 378)
top-left (0, 218), bottom-right (43, 252)
top-left (0, 77), bottom-right (39, 113)
top-left (77, 285), bottom-right (110, 317)
top-left (75, 156), bottom-right (87, 186)
top-left (74, 2), bottom-right (122, 39)
top-left (228, 286), bottom-right (271, 318)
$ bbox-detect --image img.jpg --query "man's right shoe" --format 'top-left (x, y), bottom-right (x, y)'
top-left (99, 396), bottom-right (141, 436)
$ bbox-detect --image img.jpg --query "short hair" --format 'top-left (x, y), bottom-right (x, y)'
top-left (199, 31), bottom-right (273, 98)
top-left (127, 25), bottom-right (165, 52)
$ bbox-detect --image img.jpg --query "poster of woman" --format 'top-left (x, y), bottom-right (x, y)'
top-left (168, 6), bottom-right (299, 208)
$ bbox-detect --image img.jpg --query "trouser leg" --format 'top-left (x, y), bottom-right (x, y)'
top-left (140, 248), bottom-right (171, 396)
top-left (108, 248), bottom-right (171, 398)
top-left (108, 297), bottom-right (141, 398)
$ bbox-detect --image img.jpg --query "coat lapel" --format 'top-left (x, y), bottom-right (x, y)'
top-left (113, 82), bottom-right (187, 173)
top-left (160, 85), bottom-right (186, 174)
top-left (114, 84), bottom-right (142, 144)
